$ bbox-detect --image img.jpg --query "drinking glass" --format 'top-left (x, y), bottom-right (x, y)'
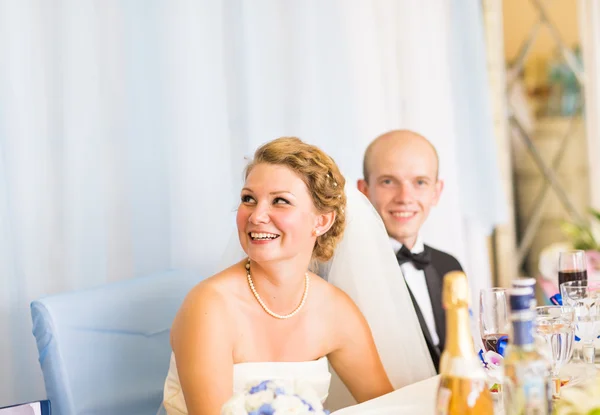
top-left (560, 281), bottom-right (600, 365)
top-left (479, 288), bottom-right (510, 354)
top-left (559, 250), bottom-right (588, 287)
top-left (535, 305), bottom-right (575, 397)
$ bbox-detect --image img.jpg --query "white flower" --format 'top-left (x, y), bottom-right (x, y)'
top-left (293, 380), bottom-right (323, 411)
top-left (220, 379), bottom-right (328, 415)
top-left (244, 390), bottom-right (275, 412)
top-left (221, 393), bottom-right (247, 415)
top-left (271, 395), bottom-right (310, 414)
top-left (480, 350), bottom-right (503, 389)
top-left (482, 350), bottom-right (503, 368)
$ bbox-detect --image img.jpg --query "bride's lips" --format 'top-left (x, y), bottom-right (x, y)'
top-left (248, 231), bottom-right (281, 245)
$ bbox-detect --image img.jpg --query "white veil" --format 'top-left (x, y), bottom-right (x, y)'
top-left (324, 187), bottom-right (435, 409)
top-left (220, 186), bottom-right (435, 409)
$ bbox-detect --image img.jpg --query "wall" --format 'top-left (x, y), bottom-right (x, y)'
top-left (503, 0), bottom-right (580, 62)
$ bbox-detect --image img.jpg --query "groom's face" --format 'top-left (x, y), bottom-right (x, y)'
top-left (358, 133), bottom-right (443, 249)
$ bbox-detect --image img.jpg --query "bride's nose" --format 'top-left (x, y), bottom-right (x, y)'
top-left (248, 203), bottom-right (270, 225)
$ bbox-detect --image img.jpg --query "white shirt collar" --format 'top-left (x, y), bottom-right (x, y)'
top-left (389, 235), bottom-right (425, 254)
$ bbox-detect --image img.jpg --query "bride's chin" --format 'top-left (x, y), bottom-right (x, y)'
top-left (245, 250), bottom-right (277, 263)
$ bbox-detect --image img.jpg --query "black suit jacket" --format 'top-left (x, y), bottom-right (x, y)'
top-left (400, 244), bottom-right (463, 373)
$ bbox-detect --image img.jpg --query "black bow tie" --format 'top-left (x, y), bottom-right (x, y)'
top-left (396, 245), bottom-right (431, 271)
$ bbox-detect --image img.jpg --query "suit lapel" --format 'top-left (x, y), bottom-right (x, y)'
top-left (423, 253), bottom-right (446, 350)
top-left (404, 276), bottom-right (440, 371)
top-left (396, 248), bottom-right (442, 372)
top-left (405, 283), bottom-right (435, 347)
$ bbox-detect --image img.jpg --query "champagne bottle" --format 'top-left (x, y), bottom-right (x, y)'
top-left (436, 271), bottom-right (494, 415)
top-left (502, 287), bottom-right (552, 414)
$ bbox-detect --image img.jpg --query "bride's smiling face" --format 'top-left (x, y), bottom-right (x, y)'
top-left (237, 163), bottom-right (320, 263)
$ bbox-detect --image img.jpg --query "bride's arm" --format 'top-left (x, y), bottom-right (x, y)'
top-left (170, 281), bottom-right (234, 415)
top-left (327, 289), bottom-right (394, 403)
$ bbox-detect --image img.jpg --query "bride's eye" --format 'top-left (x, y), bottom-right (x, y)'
top-left (273, 197), bottom-right (290, 205)
top-left (241, 194), bottom-right (255, 203)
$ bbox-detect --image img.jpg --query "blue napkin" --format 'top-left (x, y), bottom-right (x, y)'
top-left (550, 293), bottom-right (562, 305)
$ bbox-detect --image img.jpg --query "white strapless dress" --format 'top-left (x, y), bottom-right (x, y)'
top-left (162, 353), bottom-right (332, 415)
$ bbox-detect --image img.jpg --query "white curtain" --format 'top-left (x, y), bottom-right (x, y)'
top-left (0, 0), bottom-right (504, 406)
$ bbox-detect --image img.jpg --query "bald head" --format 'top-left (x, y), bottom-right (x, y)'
top-left (358, 129), bottom-right (444, 248)
top-left (362, 130), bottom-right (439, 183)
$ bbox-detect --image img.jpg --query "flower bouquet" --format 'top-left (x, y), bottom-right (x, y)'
top-left (221, 380), bottom-right (330, 415)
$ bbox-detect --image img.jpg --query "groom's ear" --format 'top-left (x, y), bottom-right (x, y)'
top-left (314, 211), bottom-right (336, 236)
top-left (357, 179), bottom-right (369, 197)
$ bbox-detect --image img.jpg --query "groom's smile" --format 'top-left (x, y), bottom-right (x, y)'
top-left (390, 210), bottom-right (418, 222)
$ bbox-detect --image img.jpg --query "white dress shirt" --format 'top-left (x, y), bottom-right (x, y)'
top-left (390, 236), bottom-right (440, 347)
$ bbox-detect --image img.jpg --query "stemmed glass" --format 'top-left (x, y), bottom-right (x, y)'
top-left (558, 250), bottom-right (588, 361)
top-left (479, 288), bottom-right (511, 354)
top-left (560, 281), bottom-right (600, 366)
top-left (558, 250), bottom-right (588, 287)
top-left (535, 305), bottom-right (575, 397)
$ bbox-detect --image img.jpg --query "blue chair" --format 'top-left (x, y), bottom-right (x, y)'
top-left (31, 270), bottom-right (201, 415)
top-left (0, 401), bottom-right (50, 414)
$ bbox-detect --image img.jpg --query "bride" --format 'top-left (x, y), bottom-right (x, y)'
top-left (162, 137), bottom-right (434, 414)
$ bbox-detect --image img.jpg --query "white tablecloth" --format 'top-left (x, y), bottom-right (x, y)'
top-left (330, 361), bottom-right (597, 415)
top-left (331, 375), bottom-right (440, 415)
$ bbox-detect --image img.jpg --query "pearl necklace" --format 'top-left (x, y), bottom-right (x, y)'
top-left (245, 259), bottom-right (310, 319)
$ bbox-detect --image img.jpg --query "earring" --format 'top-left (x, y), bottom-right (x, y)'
top-left (313, 229), bottom-right (320, 236)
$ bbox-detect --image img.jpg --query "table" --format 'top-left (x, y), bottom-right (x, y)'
top-left (330, 360), bottom-right (600, 415)
top-left (331, 376), bottom-right (440, 415)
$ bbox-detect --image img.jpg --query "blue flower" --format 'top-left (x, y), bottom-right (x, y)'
top-left (249, 380), bottom-right (271, 394)
top-left (299, 396), bottom-right (314, 411)
top-left (248, 403), bottom-right (275, 415)
top-left (274, 387), bottom-right (286, 396)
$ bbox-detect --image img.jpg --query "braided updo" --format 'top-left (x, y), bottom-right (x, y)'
top-left (245, 137), bottom-right (346, 262)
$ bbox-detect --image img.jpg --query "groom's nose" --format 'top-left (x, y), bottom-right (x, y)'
top-left (393, 182), bottom-right (413, 203)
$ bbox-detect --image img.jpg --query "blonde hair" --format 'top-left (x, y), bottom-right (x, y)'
top-left (245, 137), bottom-right (346, 262)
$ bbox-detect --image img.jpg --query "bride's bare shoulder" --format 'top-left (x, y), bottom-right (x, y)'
top-left (312, 275), bottom-right (362, 317)
top-left (186, 261), bottom-right (245, 298)
top-left (315, 279), bottom-right (375, 352)
top-left (171, 262), bottom-right (246, 335)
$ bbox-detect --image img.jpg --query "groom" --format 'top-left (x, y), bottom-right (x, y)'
top-left (357, 130), bottom-right (463, 373)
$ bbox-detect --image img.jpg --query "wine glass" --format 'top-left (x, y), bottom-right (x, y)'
top-left (479, 288), bottom-right (510, 355)
top-left (558, 251), bottom-right (588, 361)
top-left (559, 250), bottom-right (588, 287)
top-left (535, 305), bottom-right (575, 397)
top-left (560, 281), bottom-right (600, 366)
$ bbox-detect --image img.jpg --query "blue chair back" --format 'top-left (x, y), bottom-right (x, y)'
top-left (31, 270), bottom-right (200, 415)
top-left (0, 400), bottom-right (50, 414)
